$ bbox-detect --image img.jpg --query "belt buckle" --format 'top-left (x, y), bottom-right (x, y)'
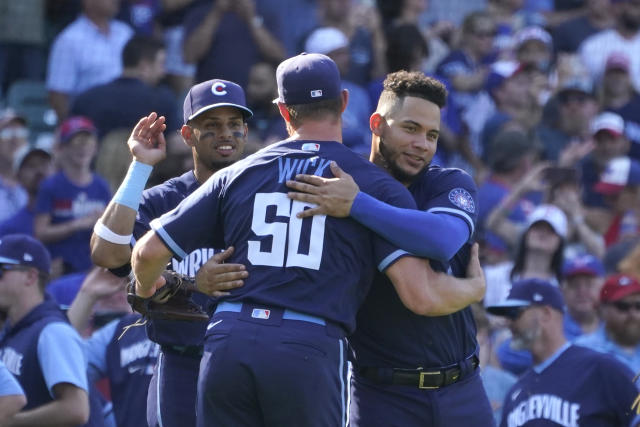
top-left (418, 370), bottom-right (441, 389)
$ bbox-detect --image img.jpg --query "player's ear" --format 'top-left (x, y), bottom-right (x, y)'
top-left (370, 113), bottom-right (385, 136)
top-left (181, 124), bottom-right (195, 147)
top-left (276, 102), bottom-right (290, 123)
top-left (340, 89), bottom-right (349, 114)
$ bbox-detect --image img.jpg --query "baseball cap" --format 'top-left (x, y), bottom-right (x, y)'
top-left (183, 79), bottom-right (253, 124)
top-left (485, 61), bottom-right (525, 94)
top-left (591, 112), bottom-right (624, 137)
top-left (0, 234), bottom-right (51, 274)
top-left (486, 278), bottom-right (565, 317)
top-left (594, 157), bottom-right (640, 194)
top-left (0, 108), bottom-right (26, 130)
top-left (605, 52), bottom-right (630, 73)
top-left (274, 53), bottom-right (342, 105)
top-left (304, 27), bottom-right (349, 56)
top-left (58, 116), bottom-right (97, 144)
top-left (600, 273), bottom-right (640, 302)
top-left (562, 253), bottom-right (605, 278)
top-left (526, 204), bottom-right (568, 239)
top-left (13, 147), bottom-right (52, 174)
top-left (557, 76), bottom-right (593, 99)
top-left (513, 26), bottom-right (552, 50)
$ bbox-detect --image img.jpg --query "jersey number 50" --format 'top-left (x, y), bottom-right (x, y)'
top-left (248, 192), bottom-right (326, 270)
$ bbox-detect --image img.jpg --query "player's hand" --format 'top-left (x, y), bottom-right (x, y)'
top-left (286, 162), bottom-right (359, 218)
top-left (135, 274), bottom-right (166, 299)
top-left (128, 112), bottom-right (167, 166)
top-left (196, 247), bottom-right (248, 297)
top-left (466, 243), bottom-right (486, 302)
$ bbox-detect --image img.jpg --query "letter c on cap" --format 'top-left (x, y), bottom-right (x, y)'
top-left (211, 82), bottom-right (227, 96)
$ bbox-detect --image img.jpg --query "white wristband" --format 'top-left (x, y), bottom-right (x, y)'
top-left (93, 222), bottom-right (133, 245)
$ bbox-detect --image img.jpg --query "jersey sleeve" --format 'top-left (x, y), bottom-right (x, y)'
top-left (37, 322), bottom-right (89, 395)
top-left (423, 169), bottom-right (478, 238)
top-left (150, 176), bottom-right (223, 261)
top-left (0, 361), bottom-right (24, 397)
top-left (85, 320), bottom-right (118, 382)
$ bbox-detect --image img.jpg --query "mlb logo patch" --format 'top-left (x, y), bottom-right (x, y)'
top-left (310, 90), bottom-right (323, 98)
top-left (251, 308), bottom-right (271, 319)
top-left (301, 143), bottom-right (320, 151)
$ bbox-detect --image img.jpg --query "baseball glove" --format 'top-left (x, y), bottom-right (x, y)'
top-left (127, 271), bottom-right (209, 322)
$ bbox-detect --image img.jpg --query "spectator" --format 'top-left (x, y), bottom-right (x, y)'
top-left (478, 130), bottom-right (542, 256)
top-left (487, 278), bottom-right (639, 427)
top-left (512, 26), bottom-right (554, 73)
top-left (245, 62), bottom-right (287, 154)
top-left (576, 273), bottom-right (640, 373)
top-left (0, 148), bottom-right (54, 237)
top-left (70, 35), bottom-right (180, 139)
top-left (579, 0), bottom-right (640, 92)
top-left (182, 0), bottom-right (285, 89)
top-left (581, 112), bottom-right (630, 212)
top-left (594, 156), bottom-right (640, 247)
top-left (0, 234), bottom-right (90, 426)
top-left (0, 0), bottom-right (47, 96)
top-left (599, 52), bottom-right (640, 158)
top-left (67, 267), bottom-right (158, 427)
top-left (304, 27), bottom-right (371, 155)
top-left (561, 253), bottom-right (606, 340)
top-left (34, 117), bottom-right (110, 275)
top-left (0, 110), bottom-right (29, 223)
top-left (552, 0), bottom-right (615, 53)
top-left (46, 0), bottom-right (133, 120)
top-left (538, 77), bottom-right (598, 162)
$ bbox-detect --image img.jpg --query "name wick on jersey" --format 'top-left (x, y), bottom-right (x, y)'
top-left (507, 394), bottom-right (580, 427)
top-left (277, 157), bottom-right (332, 183)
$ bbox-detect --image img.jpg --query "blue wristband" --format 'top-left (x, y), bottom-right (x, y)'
top-left (113, 161), bottom-right (153, 211)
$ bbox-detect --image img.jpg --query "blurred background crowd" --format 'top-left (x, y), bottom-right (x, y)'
top-left (1, 0), bottom-right (640, 424)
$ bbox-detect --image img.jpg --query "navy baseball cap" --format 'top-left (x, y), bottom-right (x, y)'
top-left (486, 278), bottom-right (565, 318)
top-left (562, 254), bottom-right (605, 278)
top-left (274, 53), bottom-right (342, 105)
top-left (183, 79), bottom-right (253, 124)
top-left (0, 234), bottom-right (51, 274)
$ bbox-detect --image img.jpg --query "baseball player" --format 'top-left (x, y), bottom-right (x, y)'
top-left (131, 53), bottom-right (484, 427)
top-left (287, 71), bottom-right (494, 426)
top-left (488, 278), bottom-right (639, 427)
top-left (89, 79), bottom-right (251, 426)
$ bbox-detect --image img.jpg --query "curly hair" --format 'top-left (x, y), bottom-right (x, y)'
top-left (378, 71), bottom-right (447, 116)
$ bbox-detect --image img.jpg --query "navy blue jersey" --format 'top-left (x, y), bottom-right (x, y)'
top-left (500, 344), bottom-right (637, 427)
top-left (350, 165), bottom-right (479, 368)
top-left (153, 140), bottom-right (416, 333)
top-left (135, 171), bottom-right (216, 347)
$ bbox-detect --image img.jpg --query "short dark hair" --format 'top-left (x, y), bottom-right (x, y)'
top-left (122, 35), bottom-right (165, 68)
top-left (385, 23), bottom-right (428, 73)
top-left (285, 97), bottom-right (343, 129)
top-left (378, 71), bottom-right (447, 117)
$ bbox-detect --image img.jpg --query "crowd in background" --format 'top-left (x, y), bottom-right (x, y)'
top-left (1, 0), bottom-right (640, 425)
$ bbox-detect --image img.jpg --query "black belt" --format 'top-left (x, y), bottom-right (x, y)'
top-left (160, 344), bottom-right (204, 358)
top-left (360, 356), bottom-right (479, 389)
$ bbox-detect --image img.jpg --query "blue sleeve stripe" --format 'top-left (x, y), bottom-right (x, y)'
top-left (378, 249), bottom-right (409, 272)
top-left (150, 219), bottom-right (187, 260)
top-left (426, 207), bottom-right (475, 238)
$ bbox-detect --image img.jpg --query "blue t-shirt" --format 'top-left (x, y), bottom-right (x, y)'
top-left (500, 344), bottom-right (638, 427)
top-left (35, 171), bottom-right (111, 273)
top-left (0, 206), bottom-right (34, 237)
top-left (349, 165), bottom-right (480, 368)
top-left (152, 140), bottom-right (416, 333)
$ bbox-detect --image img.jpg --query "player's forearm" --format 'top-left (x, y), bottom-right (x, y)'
top-left (90, 203), bottom-right (137, 268)
top-left (132, 231), bottom-right (172, 298)
top-left (350, 192), bottom-right (468, 262)
top-left (183, 10), bottom-right (223, 63)
top-left (0, 395), bottom-right (26, 425)
top-left (421, 267), bottom-right (485, 316)
top-left (67, 287), bottom-right (100, 333)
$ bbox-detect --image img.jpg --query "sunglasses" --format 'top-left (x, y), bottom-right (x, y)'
top-left (502, 306), bottom-right (530, 320)
top-left (611, 301), bottom-right (640, 312)
top-left (0, 264), bottom-right (30, 278)
top-left (0, 128), bottom-right (29, 140)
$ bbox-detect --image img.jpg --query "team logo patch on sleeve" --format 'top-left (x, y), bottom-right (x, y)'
top-left (448, 188), bottom-right (475, 213)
